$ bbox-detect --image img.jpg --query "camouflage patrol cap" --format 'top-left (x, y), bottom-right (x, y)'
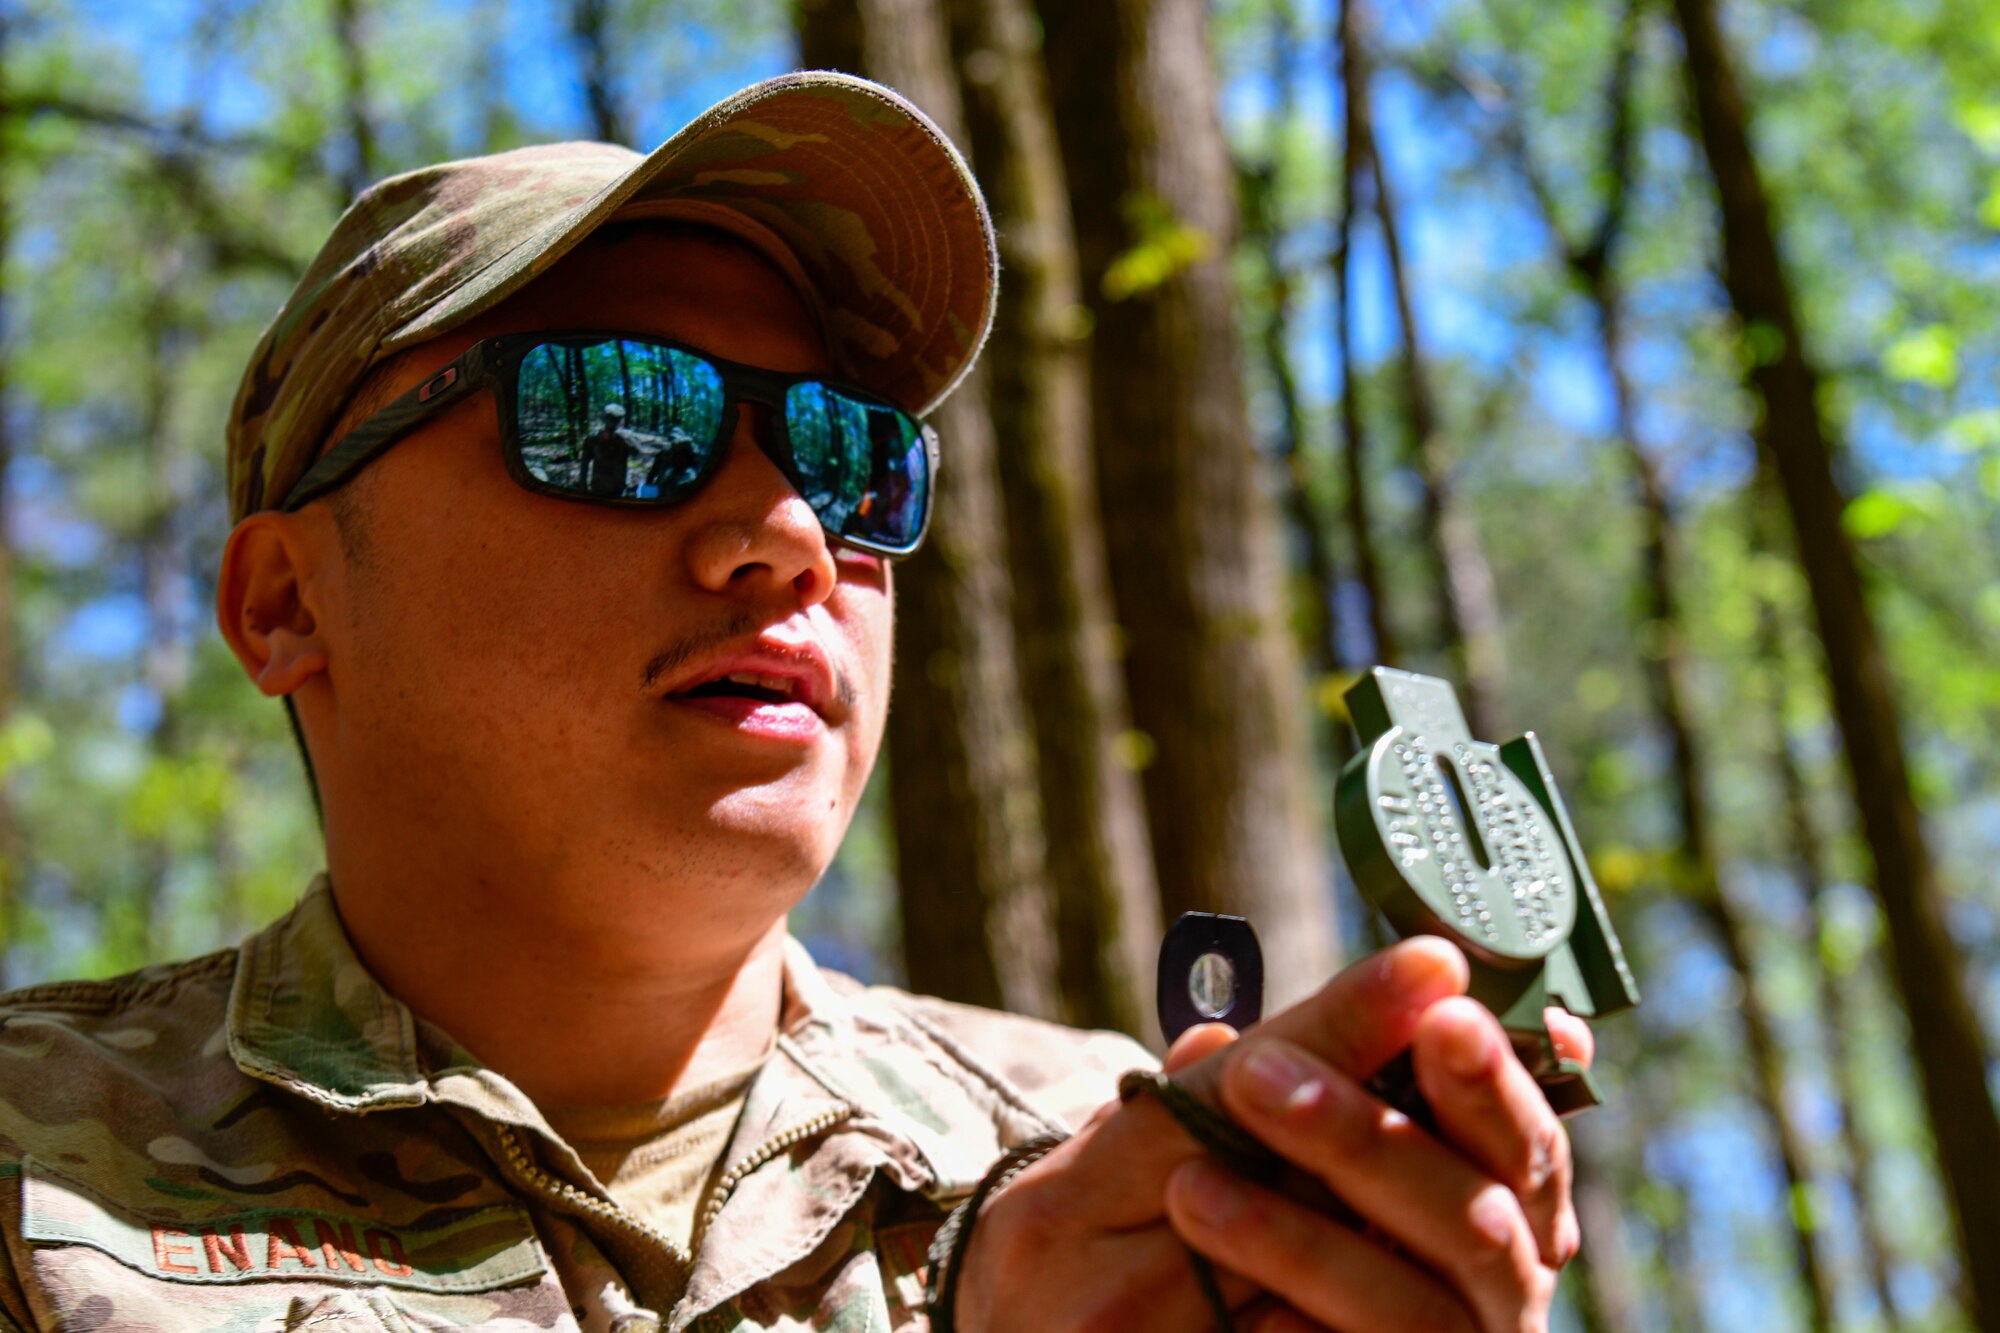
top-left (226, 70), bottom-right (997, 521)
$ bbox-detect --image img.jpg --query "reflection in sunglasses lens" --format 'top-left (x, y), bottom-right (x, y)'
top-left (509, 339), bottom-right (924, 549)
top-left (785, 383), bottom-right (925, 548)
top-left (515, 340), bottom-right (725, 499)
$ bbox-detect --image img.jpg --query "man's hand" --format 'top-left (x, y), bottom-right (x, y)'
top-left (951, 938), bottom-right (1593, 1332)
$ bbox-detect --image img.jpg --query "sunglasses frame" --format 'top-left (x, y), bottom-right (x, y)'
top-left (281, 329), bottom-right (940, 558)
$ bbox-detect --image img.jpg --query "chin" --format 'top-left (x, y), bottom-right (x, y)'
top-left (697, 785), bottom-right (848, 888)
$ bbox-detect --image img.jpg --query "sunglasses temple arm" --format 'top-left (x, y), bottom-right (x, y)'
top-left (279, 343), bottom-right (494, 512)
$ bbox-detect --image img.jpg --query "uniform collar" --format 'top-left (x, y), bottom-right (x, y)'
top-left (225, 879), bottom-right (1055, 1186)
top-left (227, 877), bottom-right (428, 1112)
top-left (228, 880), bottom-right (1066, 1328)
top-left (225, 878), bottom-right (569, 1143)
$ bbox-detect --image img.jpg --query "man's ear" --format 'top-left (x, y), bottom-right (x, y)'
top-left (216, 511), bottom-right (336, 698)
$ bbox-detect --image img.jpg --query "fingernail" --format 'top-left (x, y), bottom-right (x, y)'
top-left (1178, 1158), bottom-right (1244, 1227)
top-left (1240, 1045), bottom-right (1320, 1114)
top-left (1555, 1212), bottom-right (1582, 1266)
top-left (1446, 1020), bottom-right (1494, 1081)
top-left (1470, 1188), bottom-right (1518, 1249)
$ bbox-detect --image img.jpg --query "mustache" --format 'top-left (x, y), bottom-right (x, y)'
top-left (640, 612), bottom-right (762, 691)
top-left (640, 611), bottom-right (859, 712)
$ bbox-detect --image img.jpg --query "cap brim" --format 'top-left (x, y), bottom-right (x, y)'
top-left (386, 72), bottom-right (997, 417)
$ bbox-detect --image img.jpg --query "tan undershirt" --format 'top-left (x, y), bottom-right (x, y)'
top-left (543, 1058), bottom-right (766, 1255)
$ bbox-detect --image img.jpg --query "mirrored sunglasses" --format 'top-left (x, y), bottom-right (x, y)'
top-left (282, 331), bottom-right (939, 557)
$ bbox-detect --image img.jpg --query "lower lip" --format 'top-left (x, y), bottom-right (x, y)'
top-left (669, 694), bottom-right (825, 742)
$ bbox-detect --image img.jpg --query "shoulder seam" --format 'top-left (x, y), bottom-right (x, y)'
top-left (0, 947), bottom-right (236, 1014)
top-left (888, 998), bottom-right (1068, 1138)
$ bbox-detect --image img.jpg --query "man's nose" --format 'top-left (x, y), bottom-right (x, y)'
top-left (681, 405), bottom-right (837, 606)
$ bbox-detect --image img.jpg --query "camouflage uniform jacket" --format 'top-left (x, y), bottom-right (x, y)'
top-left (0, 882), bottom-right (1151, 1331)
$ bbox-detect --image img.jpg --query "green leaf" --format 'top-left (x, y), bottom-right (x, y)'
top-left (1112, 729), bottom-right (1157, 773)
top-left (1943, 407), bottom-right (2000, 451)
top-left (1103, 194), bottom-right (1215, 301)
top-left (1956, 100), bottom-right (2000, 153)
top-left (1789, 1180), bottom-right (1821, 1234)
top-left (1843, 487), bottom-right (1925, 538)
top-left (1882, 325), bottom-right (1959, 388)
top-left (1575, 667), bottom-right (1621, 714)
top-left (1979, 174), bottom-right (2000, 229)
top-left (0, 714), bottom-right (57, 778)
top-left (1738, 320), bottom-right (1788, 368)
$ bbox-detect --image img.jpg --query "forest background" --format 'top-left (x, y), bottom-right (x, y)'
top-left (3, 0), bottom-right (1998, 1329)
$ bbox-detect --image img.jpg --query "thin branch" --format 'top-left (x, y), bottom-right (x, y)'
top-left (570, 0), bottom-right (630, 144)
top-left (0, 93), bottom-right (304, 162)
top-left (143, 152), bottom-right (306, 275)
top-left (1578, 0), bottom-right (1646, 282)
top-left (330, 0), bottom-right (380, 201)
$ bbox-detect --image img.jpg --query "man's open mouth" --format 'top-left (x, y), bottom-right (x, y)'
top-left (676, 673), bottom-right (804, 706)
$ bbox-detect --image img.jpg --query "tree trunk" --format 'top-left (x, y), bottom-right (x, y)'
top-left (570, 0), bottom-right (629, 145)
top-left (802, 0), bottom-right (1060, 1020)
top-left (1475, 17), bottom-right (1836, 1318)
top-left (1625, 375), bottom-right (1834, 1333)
top-left (1038, 0), bottom-right (1336, 1006)
top-left (1657, 1168), bottom-right (1706, 1333)
top-left (1347, 0), bottom-right (1506, 738)
top-left (949, 0), bottom-right (1159, 1035)
top-left (1621, 303), bottom-right (1838, 1333)
top-left (795, 0), bottom-right (865, 78)
top-left (329, 0), bottom-right (379, 201)
top-left (136, 279), bottom-right (190, 962)
top-left (0, 14), bottom-right (19, 988)
top-left (1244, 0), bottom-right (1343, 694)
top-left (1566, 1114), bottom-right (1644, 1333)
top-left (1760, 589), bottom-right (1906, 1333)
top-left (1497, 49), bottom-right (1834, 1332)
top-left (1333, 0), bottom-right (1396, 671)
top-left (1670, 0), bottom-right (2000, 1317)
top-left (473, 27), bottom-right (518, 152)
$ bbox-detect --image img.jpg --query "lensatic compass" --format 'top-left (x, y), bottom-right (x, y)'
top-left (1157, 667), bottom-right (1639, 1117)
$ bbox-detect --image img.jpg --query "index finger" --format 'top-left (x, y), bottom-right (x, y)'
top-left (1060, 938), bottom-right (1471, 1210)
top-left (1173, 936), bottom-right (1470, 1108)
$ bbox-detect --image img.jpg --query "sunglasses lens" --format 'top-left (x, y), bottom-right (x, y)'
top-left (514, 339), bottom-right (726, 499)
top-left (783, 382), bottom-right (929, 551)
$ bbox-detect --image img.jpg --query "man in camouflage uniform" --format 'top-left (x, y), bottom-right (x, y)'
top-left (0, 73), bottom-right (1591, 1331)
top-left (581, 404), bottom-right (637, 498)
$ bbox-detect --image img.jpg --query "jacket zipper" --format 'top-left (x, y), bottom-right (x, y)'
top-left (698, 1104), bottom-right (855, 1236)
top-left (494, 1121), bottom-right (694, 1280)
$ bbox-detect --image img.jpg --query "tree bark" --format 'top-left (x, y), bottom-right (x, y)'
top-left (1760, 595), bottom-right (1905, 1333)
top-left (329, 0), bottom-right (379, 201)
top-left (570, 0), bottom-right (630, 145)
top-left (1670, 0), bottom-right (2000, 1318)
top-left (1333, 0), bottom-right (1396, 671)
top-left (949, 0), bottom-right (1159, 1035)
top-left (1349, 3), bottom-right (1506, 738)
top-left (795, 0), bottom-right (864, 76)
top-left (802, 0), bottom-right (1060, 1020)
top-left (1039, 0), bottom-right (1336, 1005)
